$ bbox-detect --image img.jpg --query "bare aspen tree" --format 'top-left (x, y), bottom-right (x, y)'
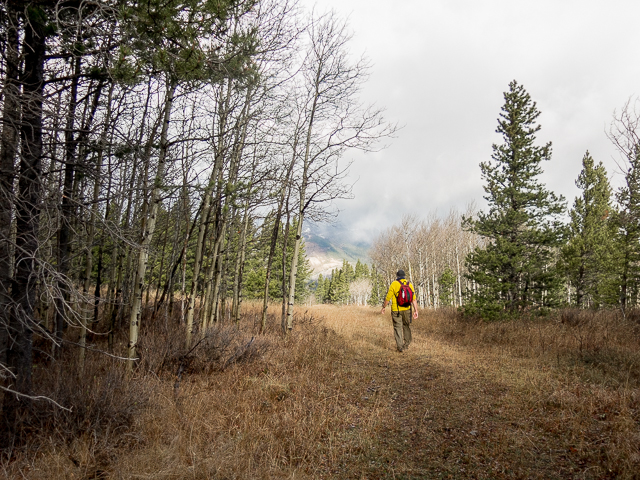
top-left (127, 79), bottom-right (177, 368)
top-left (119, 0), bottom-right (258, 363)
top-left (284, 11), bottom-right (394, 332)
top-left (370, 207), bottom-right (481, 310)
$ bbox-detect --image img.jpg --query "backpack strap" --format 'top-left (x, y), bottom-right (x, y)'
top-left (393, 278), bottom-right (405, 314)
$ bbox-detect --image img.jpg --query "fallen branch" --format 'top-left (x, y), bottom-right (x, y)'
top-left (0, 385), bottom-right (72, 412)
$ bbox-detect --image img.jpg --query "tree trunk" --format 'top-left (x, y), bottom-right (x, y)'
top-left (209, 223), bottom-right (229, 325)
top-left (77, 82), bottom-right (106, 369)
top-left (0, 4), bottom-right (20, 367)
top-left (127, 80), bottom-right (176, 370)
top-left (54, 55), bottom-right (82, 356)
top-left (456, 244), bottom-right (463, 307)
top-left (185, 179), bottom-right (215, 348)
top-left (280, 209), bottom-right (290, 331)
top-left (232, 203), bottom-right (251, 323)
top-left (261, 159), bottom-right (294, 334)
top-left (285, 214), bottom-right (304, 332)
top-left (2, 10), bottom-right (46, 441)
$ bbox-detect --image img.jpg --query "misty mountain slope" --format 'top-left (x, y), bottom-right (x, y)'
top-left (304, 223), bottom-right (371, 278)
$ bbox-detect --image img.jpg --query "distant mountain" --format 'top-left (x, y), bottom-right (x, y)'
top-left (303, 222), bottom-right (372, 279)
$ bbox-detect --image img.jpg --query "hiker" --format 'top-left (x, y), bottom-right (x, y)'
top-left (381, 270), bottom-right (418, 352)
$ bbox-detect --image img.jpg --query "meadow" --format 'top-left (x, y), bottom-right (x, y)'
top-left (2, 304), bottom-right (639, 479)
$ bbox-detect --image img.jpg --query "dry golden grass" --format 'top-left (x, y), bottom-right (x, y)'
top-left (2, 303), bottom-right (639, 479)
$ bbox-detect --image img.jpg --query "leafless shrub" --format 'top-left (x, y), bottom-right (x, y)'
top-left (146, 319), bottom-right (273, 392)
top-left (20, 355), bottom-right (151, 449)
top-left (560, 308), bottom-right (590, 326)
top-left (193, 323), bottom-right (271, 372)
top-left (624, 308), bottom-right (640, 324)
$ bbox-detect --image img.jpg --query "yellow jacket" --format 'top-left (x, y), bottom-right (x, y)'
top-left (385, 279), bottom-right (415, 311)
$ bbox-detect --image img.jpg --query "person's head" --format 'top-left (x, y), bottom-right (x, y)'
top-left (396, 269), bottom-right (405, 279)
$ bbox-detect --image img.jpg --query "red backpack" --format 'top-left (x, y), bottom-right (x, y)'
top-left (396, 279), bottom-right (413, 307)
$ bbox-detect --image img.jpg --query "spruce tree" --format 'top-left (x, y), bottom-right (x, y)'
top-left (561, 152), bottom-right (617, 307)
top-left (613, 148), bottom-right (640, 309)
top-left (354, 259), bottom-right (369, 279)
top-left (315, 274), bottom-right (326, 304)
top-left (368, 266), bottom-right (385, 306)
top-left (326, 268), bottom-right (338, 303)
top-left (322, 276), bottom-right (332, 303)
top-left (464, 81), bottom-right (565, 319)
top-left (439, 267), bottom-right (456, 307)
top-left (335, 266), bottom-right (350, 304)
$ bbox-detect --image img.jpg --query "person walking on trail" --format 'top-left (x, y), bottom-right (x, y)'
top-left (381, 270), bottom-right (419, 352)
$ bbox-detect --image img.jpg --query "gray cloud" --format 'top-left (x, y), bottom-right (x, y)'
top-left (301, 0), bottom-right (640, 244)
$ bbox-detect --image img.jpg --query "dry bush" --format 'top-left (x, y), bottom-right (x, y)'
top-left (134, 303), bottom-right (274, 379)
top-left (0, 349), bottom-right (153, 480)
top-left (2, 303), bottom-right (374, 479)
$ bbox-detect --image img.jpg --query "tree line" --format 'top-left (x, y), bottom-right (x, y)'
top-left (372, 81), bottom-right (640, 319)
top-left (370, 209), bottom-right (482, 310)
top-left (311, 258), bottom-right (375, 305)
top-left (0, 0), bottom-right (394, 443)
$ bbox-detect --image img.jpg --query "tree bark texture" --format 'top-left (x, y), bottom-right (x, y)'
top-left (2, 9), bottom-right (46, 440)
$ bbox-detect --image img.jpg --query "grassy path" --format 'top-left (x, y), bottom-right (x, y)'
top-left (8, 304), bottom-right (636, 479)
top-left (314, 304), bottom-right (631, 479)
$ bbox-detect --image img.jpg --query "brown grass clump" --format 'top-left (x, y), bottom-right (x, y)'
top-left (2, 303), bottom-right (639, 479)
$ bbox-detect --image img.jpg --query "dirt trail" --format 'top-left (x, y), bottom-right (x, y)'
top-left (316, 305), bottom-right (603, 479)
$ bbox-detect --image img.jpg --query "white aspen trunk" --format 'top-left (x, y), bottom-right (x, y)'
top-left (433, 273), bottom-right (438, 310)
top-left (232, 203), bottom-right (250, 323)
top-left (185, 183), bottom-right (214, 348)
top-left (285, 210), bottom-right (306, 332)
top-left (261, 183), bottom-right (288, 334)
top-left (210, 94), bottom-right (250, 326)
top-left (425, 258), bottom-right (431, 307)
top-left (201, 251), bottom-right (216, 331)
top-left (127, 81), bottom-right (176, 371)
top-left (405, 241), bottom-right (413, 283)
top-left (285, 72), bottom-right (320, 333)
top-left (418, 250), bottom-right (425, 308)
top-left (456, 244), bottom-right (463, 307)
top-left (208, 221), bottom-right (228, 326)
top-left (79, 152), bottom-right (102, 370)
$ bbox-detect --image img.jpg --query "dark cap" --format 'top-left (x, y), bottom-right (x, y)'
top-left (396, 269), bottom-right (405, 278)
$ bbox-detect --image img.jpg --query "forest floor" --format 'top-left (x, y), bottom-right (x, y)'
top-left (3, 304), bottom-right (639, 479)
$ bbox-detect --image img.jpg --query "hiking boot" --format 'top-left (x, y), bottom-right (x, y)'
top-left (403, 343), bottom-right (410, 351)
top-left (396, 347), bottom-right (403, 353)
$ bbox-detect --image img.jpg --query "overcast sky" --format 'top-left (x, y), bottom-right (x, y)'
top-left (301, 0), bottom-right (640, 244)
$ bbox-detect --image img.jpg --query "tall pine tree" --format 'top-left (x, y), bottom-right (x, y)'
top-left (561, 152), bottom-right (617, 307)
top-left (613, 147), bottom-right (640, 310)
top-left (464, 81), bottom-right (565, 319)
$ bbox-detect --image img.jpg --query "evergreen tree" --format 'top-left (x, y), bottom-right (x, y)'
top-left (561, 152), bottom-right (617, 307)
top-left (342, 260), bottom-right (355, 284)
top-left (326, 268), bottom-right (338, 303)
top-left (335, 267), bottom-right (350, 304)
top-left (368, 266), bottom-right (385, 306)
top-left (439, 267), bottom-right (456, 306)
top-left (613, 148), bottom-right (640, 309)
top-left (464, 81), bottom-right (565, 319)
top-left (242, 217), bottom-right (311, 302)
top-left (354, 259), bottom-right (369, 279)
top-left (322, 276), bottom-right (332, 303)
top-left (315, 274), bottom-right (326, 304)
